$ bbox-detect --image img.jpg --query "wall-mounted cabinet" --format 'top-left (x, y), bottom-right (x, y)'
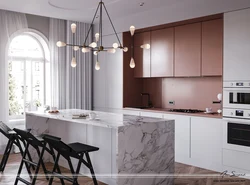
top-left (134, 32), bottom-right (151, 78)
top-left (175, 23), bottom-right (202, 77)
top-left (151, 28), bottom-right (174, 77)
top-left (224, 8), bottom-right (250, 81)
top-left (202, 19), bottom-right (223, 76)
top-left (132, 17), bottom-right (223, 78)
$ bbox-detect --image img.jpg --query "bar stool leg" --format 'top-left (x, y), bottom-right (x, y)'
top-left (31, 147), bottom-right (46, 185)
top-left (0, 139), bottom-right (13, 172)
top-left (14, 143), bottom-right (32, 185)
top-left (48, 153), bottom-right (60, 185)
top-left (15, 138), bottom-right (35, 174)
top-left (85, 153), bottom-right (98, 185)
top-left (47, 144), bottom-right (65, 185)
top-left (68, 158), bottom-right (79, 185)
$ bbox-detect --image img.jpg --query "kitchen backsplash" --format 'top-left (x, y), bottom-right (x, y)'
top-left (141, 77), bottom-right (222, 111)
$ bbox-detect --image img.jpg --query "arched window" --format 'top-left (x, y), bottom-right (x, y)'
top-left (8, 31), bottom-right (50, 119)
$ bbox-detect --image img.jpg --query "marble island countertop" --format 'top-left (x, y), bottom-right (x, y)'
top-left (26, 109), bottom-right (169, 128)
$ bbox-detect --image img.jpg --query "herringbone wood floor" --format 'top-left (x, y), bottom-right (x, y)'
top-left (0, 154), bottom-right (250, 185)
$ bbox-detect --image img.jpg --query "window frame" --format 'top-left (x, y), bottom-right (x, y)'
top-left (7, 29), bottom-right (50, 121)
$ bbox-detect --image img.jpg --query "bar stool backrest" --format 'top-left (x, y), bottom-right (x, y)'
top-left (43, 135), bottom-right (79, 159)
top-left (0, 121), bottom-right (12, 138)
top-left (13, 128), bottom-right (43, 148)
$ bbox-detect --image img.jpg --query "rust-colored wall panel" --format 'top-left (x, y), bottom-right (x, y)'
top-left (123, 32), bottom-right (143, 107)
top-left (151, 28), bottom-right (174, 77)
top-left (202, 19), bottom-right (223, 76)
top-left (162, 77), bottom-right (222, 111)
top-left (142, 78), bottom-right (162, 108)
top-left (175, 23), bottom-right (201, 77)
top-left (134, 32), bottom-right (151, 78)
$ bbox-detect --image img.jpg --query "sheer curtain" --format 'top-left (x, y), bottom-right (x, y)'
top-left (0, 10), bottom-right (28, 148)
top-left (49, 19), bottom-right (93, 110)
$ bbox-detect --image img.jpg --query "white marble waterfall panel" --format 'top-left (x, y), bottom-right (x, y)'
top-left (25, 115), bottom-right (50, 162)
top-left (85, 124), bottom-right (114, 185)
top-left (117, 120), bottom-right (175, 185)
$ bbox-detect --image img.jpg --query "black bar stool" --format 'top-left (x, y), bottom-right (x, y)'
top-left (0, 121), bottom-right (34, 172)
top-left (13, 128), bottom-right (65, 185)
top-left (43, 134), bottom-right (99, 185)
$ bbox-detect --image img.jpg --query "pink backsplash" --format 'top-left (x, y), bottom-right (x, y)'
top-left (141, 77), bottom-right (222, 112)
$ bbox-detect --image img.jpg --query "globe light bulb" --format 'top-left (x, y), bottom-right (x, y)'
top-left (130, 57), bottom-right (135, 68)
top-left (89, 42), bottom-right (97, 48)
top-left (73, 46), bottom-right (79, 51)
top-left (71, 57), bottom-right (77, 68)
top-left (130, 26), bottom-right (135, 36)
top-left (71, 23), bottom-right (77, 33)
top-left (94, 51), bottom-right (98, 55)
top-left (107, 48), bottom-right (116, 54)
top-left (82, 47), bottom-right (90, 53)
top-left (113, 43), bottom-right (119, 49)
top-left (140, 44), bottom-right (150, 49)
top-left (95, 33), bottom-right (100, 42)
top-left (56, 41), bottom-right (66, 47)
top-left (95, 61), bottom-right (100, 70)
top-left (123, 47), bottom-right (128, 52)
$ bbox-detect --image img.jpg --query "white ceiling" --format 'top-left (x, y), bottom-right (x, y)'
top-left (0, 0), bottom-right (197, 23)
top-left (1, 0), bottom-right (250, 25)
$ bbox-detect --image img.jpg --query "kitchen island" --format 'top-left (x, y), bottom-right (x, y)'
top-left (25, 109), bottom-right (174, 185)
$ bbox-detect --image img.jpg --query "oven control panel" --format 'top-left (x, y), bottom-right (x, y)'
top-left (224, 81), bottom-right (250, 88)
top-left (223, 108), bottom-right (250, 119)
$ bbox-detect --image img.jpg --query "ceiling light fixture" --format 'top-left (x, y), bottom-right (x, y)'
top-left (56, 0), bottom-right (150, 69)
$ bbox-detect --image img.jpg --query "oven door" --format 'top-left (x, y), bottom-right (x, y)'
top-left (223, 118), bottom-right (250, 153)
top-left (223, 88), bottom-right (250, 109)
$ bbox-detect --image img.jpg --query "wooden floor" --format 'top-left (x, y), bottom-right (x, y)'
top-left (0, 154), bottom-right (249, 185)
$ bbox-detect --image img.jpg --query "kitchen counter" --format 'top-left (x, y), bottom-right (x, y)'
top-left (25, 109), bottom-right (175, 185)
top-left (124, 107), bottom-right (222, 119)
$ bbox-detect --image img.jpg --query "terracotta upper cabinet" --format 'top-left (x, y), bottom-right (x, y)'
top-left (201, 19), bottom-right (223, 76)
top-left (134, 32), bottom-right (151, 78)
top-left (174, 23), bottom-right (201, 77)
top-left (151, 28), bottom-right (174, 77)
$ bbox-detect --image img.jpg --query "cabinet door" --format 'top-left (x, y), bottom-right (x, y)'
top-left (224, 8), bottom-right (250, 81)
top-left (164, 114), bottom-right (191, 164)
top-left (134, 32), bottom-right (151, 78)
top-left (191, 117), bottom-right (222, 171)
top-left (202, 19), bottom-right (223, 76)
top-left (151, 28), bottom-right (174, 77)
top-left (174, 23), bottom-right (201, 77)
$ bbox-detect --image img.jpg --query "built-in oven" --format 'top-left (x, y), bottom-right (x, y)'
top-left (223, 108), bottom-right (250, 153)
top-left (223, 82), bottom-right (250, 109)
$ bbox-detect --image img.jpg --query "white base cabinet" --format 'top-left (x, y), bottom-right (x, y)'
top-left (128, 109), bottom-right (223, 172)
top-left (164, 114), bottom-right (191, 164)
top-left (190, 117), bottom-right (223, 172)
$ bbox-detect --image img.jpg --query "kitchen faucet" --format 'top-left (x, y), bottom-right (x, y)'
top-left (141, 93), bottom-right (153, 108)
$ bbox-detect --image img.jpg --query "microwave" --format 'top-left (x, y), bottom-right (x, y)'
top-left (223, 82), bottom-right (250, 109)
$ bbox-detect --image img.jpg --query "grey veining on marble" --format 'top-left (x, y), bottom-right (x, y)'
top-left (117, 120), bottom-right (175, 185)
top-left (25, 109), bottom-right (175, 185)
top-left (26, 109), bottom-right (167, 128)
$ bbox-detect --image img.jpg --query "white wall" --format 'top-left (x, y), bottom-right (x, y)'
top-left (93, 33), bottom-right (123, 112)
top-left (26, 14), bottom-right (49, 39)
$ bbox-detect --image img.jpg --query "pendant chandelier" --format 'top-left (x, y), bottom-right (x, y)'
top-left (56, 0), bottom-right (150, 70)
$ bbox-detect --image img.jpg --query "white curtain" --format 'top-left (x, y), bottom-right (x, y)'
top-left (49, 19), bottom-right (93, 110)
top-left (0, 10), bottom-right (27, 147)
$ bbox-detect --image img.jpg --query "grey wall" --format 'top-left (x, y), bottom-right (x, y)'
top-left (26, 14), bottom-right (49, 39)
